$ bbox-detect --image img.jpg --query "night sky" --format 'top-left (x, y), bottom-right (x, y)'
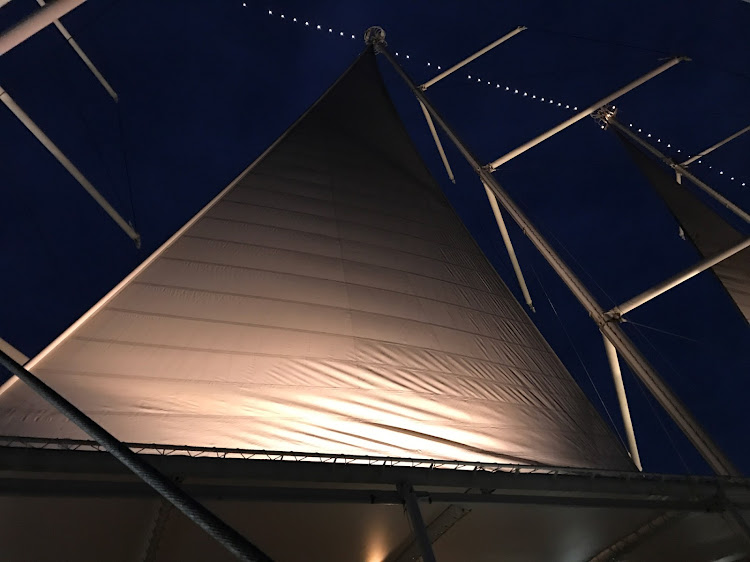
top-left (1, 0), bottom-right (748, 475)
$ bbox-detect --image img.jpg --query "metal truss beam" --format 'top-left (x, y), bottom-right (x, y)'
top-left (2, 446), bottom-right (749, 508)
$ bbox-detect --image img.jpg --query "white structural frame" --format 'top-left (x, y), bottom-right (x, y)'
top-left (488, 57), bottom-right (687, 170)
top-left (602, 335), bottom-right (641, 471)
top-left (681, 123), bottom-right (750, 167)
top-left (0, 0), bottom-right (137, 243)
top-left (35, 0), bottom-right (118, 101)
top-left (607, 116), bottom-right (750, 224)
top-left (415, 27), bottom-right (534, 309)
top-left (0, 0), bottom-right (86, 56)
top-left (371, 36), bottom-right (738, 477)
top-left (482, 180), bottom-right (534, 310)
top-left (0, 85), bottom-right (140, 245)
top-left (420, 26), bottom-right (527, 90)
top-left (610, 236), bottom-right (750, 317)
top-left (418, 99), bottom-right (455, 182)
top-left (415, 26), bottom-right (526, 183)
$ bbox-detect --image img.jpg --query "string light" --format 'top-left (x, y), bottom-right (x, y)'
top-left (261, 7), bottom-right (747, 189)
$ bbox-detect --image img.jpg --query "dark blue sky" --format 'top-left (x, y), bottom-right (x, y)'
top-left (1, 0), bottom-right (748, 475)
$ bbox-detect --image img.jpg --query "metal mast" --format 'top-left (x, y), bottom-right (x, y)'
top-left (366, 30), bottom-right (738, 477)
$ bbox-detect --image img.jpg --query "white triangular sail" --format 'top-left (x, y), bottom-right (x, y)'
top-left (0, 51), bottom-right (630, 470)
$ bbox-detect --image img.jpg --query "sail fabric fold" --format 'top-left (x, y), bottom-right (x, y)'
top-left (616, 131), bottom-right (750, 323)
top-left (0, 50), bottom-right (630, 470)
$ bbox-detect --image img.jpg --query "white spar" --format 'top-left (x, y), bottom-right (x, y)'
top-left (488, 57), bottom-right (686, 170)
top-left (35, 0), bottom-right (118, 101)
top-left (0, 84), bottom-right (140, 245)
top-left (0, 0), bottom-right (86, 56)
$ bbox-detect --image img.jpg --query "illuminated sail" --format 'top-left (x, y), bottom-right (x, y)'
top-left (0, 50), bottom-right (630, 470)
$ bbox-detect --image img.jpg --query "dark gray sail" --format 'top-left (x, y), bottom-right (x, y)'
top-left (616, 131), bottom-right (750, 323)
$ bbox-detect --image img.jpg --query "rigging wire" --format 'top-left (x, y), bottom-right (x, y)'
top-left (115, 101), bottom-right (138, 232)
top-left (622, 318), bottom-right (703, 345)
top-left (527, 262), bottom-right (627, 449)
top-left (35, 9), bottom-right (138, 235)
top-left (530, 27), bottom-right (674, 57)
top-left (548, 231), bottom-right (619, 308)
top-left (622, 324), bottom-right (695, 474)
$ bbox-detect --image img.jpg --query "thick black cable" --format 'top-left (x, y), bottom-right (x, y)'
top-left (0, 350), bottom-right (273, 562)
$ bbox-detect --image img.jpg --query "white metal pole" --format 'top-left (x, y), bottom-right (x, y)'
top-left (611, 236), bottom-right (750, 317)
top-left (419, 100), bottom-right (455, 182)
top-left (420, 26), bottom-right (526, 90)
top-left (482, 180), bottom-right (534, 310)
top-left (373, 37), bottom-right (738, 477)
top-left (0, 84), bottom-right (140, 246)
top-left (488, 57), bottom-right (686, 170)
top-left (35, 0), bottom-right (118, 101)
top-left (608, 117), bottom-right (750, 224)
top-left (681, 124), bottom-right (750, 166)
top-left (0, 0), bottom-right (86, 56)
top-left (602, 335), bottom-right (642, 471)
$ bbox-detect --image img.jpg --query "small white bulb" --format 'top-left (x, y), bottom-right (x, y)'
top-left (268, 10), bottom-right (272, 14)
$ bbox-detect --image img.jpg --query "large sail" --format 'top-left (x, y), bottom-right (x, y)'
top-left (0, 49), bottom-right (630, 470)
top-left (616, 131), bottom-right (750, 323)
